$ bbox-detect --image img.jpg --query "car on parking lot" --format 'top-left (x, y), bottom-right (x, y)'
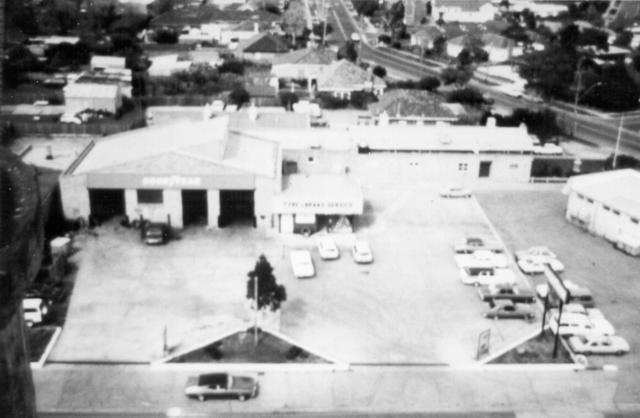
top-left (459, 267), bottom-right (516, 287)
top-left (548, 312), bottom-right (613, 337)
top-left (547, 305), bottom-right (615, 335)
top-left (143, 223), bottom-right (170, 245)
top-left (185, 373), bottom-right (258, 401)
top-left (536, 281), bottom-right (596, 308)
top-left (484, 300), bottom-right (535, 320)
top-left (514, 246), bottom-right (558, 261)
top-left (455, 249), bottom-right (509, 269)
top-left (439, 185), bottom-right (472, 198)
top-left (517, 256), bottom-right (565, 274)
top-left (290, 250), bottom-right (315, 278)
top-left (317, 236), bottom-right (339, 260)
top-left (477, 284), bottom-right (536, 303)
top-left (23, 297), bottom-right (50, 327)
top-left (352, 240), bottom-right (373, 264)
top-left (567, 335), bottom-right (629, 356)
top-left (453, 237), bottom-right (502, 254)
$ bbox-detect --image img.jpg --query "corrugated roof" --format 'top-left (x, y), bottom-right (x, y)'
top-left (317, 60), bottom-right (386, 90)
top-left (563, 169), bottom-right (640, 218)
top-left (271, 47), bottom-right (336, 65)
top-left (63, 83), bottom-right (120, 98)
top-left (350, 124), bottom-right (535, 152)
top-left (227, 109), bottom-right (309, 130)
top-left (238, 128), bottom-right (354, 150)
top-left (68, 117), bottom-right (278, 178)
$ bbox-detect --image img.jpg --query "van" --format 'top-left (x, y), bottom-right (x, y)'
top-left (23, 298), bottom-right (49, 327)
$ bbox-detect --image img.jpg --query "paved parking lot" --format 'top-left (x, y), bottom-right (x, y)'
top-left (51, 180), bottom-right (538, 365)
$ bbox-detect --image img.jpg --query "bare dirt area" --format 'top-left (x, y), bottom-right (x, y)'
top-left (476, 185), bottom-right (640, 404)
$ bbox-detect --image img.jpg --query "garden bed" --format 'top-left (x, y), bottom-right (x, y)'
top-left (28, 325), bottom-right (59, 365)
top-left (489, 330), bottom-right (574, 364)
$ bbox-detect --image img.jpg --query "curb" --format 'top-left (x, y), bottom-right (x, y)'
top-left (30, 326), bottom-right (62, 370)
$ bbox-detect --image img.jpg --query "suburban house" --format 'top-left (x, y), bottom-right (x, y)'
top-left (271, 48), bottom-right (335, 80)
top-left (409, 25), bottom-right (445, 50)
top-left (148, 55), bottom-right (193, 77)
top-left (63, 82), bottom-right (123, 114)
top-left (219, 20), bottom-right (261, 45)
top-left (73, 69), bottom-right (133, 98)
top-left (433, 0), bottom-right (498, 23)
top-left (447, 33), bottom-right (522, 63)
top-left (563, 169), bottom-right (640, 251)
top-left (364, 89), bottom-right (463, 125)
top-left (316, 60), bottom-right (386, 98)
top-left (234, 33), bottom-right (290, 61)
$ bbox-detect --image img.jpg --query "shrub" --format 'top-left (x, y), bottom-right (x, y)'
top-left (372, 65), bottom-right (387, 78)
top-left (218, 59), bottom-right (248, 75)
top-left (228, 86), bottom-right (251, 108)
top-left (154, 28), bottom-right (179, 44)
top-left (317, 92), bottom-right (349, 109)
top-left (417, 76), bottom-right (440, 91)
top-left (286, 346), bottom-right (303, 360)
top-left (446, 87), bottom-right (485, 105)
top-left (349, 90), bottom-right (378, 109)
top-left (279, 91), bottom-right (299, 110)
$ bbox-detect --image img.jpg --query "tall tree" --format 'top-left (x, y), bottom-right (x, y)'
top-left (246, 255), bottom-right (287, 311)
top-left (282, 0), bottom-right (307, 39)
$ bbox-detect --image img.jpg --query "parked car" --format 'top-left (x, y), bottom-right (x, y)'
top-left (514, 246), bottom-right (558, 261)
top-left (23, 297), bottom-right (50, 327)
top-left (517, 256), bottom-right (565, 274)
top-left (59, 111), bottom-right (82, 125)
top-left (290, 250), bottom-right (315, 278)
top-left (439, 185), bottom-right (472, 198)
top-left (536, 281), bottom-right (596, 308)
top-left (317, 236), bottom-right (339, 260)
top-left (453, 237), bottom-right (502, 254)
top-left (484, 300), bottom-right (535, 320)
top-left (548, 305), bottom-right (615, 335)
top-left (548, 312), bottom-right (613, 337)
top-left (477, 284), bottom-right (536, 303)
top-left (459, 267), bottom-right (516, 287)
top-left (143, 223), bottom-right (170, 245)
top-left (352, 240), bottom-right (373, 264)
top-left (455, 249), bottom-right (509, 269)
top-left (184, 373), bottom-right (258, 401)
top-left (567, 335), bottom-right (630, 356)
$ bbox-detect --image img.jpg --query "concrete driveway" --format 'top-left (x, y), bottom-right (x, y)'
top-left (50, 183), bottom-right (538, 365)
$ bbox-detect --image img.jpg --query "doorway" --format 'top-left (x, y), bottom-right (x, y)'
top-left (479, 161), bottom-right (492, 178)
top-left (88, 189), bottom-right (125, 222)
top-left (219, 190), bottom-right (255, 227)
top-left (182, 190), bottom-right (208, 226)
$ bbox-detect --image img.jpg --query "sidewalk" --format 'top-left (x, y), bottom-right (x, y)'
top-left (33, 364), bottom-right (638, 415)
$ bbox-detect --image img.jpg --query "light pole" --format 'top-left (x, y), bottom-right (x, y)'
top-left (571, 80), bottom-right (602, 138)
top-left (613, 115), bottom-right (624, 169)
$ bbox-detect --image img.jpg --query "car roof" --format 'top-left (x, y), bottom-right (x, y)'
top-left (198, 373), bottom-right (227, 385)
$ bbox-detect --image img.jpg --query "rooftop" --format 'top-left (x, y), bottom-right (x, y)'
top-left (368, 89), bottom-right (458, 118)
top-left (277, 174), bottom-right (364, 215)
top-left (238, 33), bottom-right (290, 54)
top-left (63, 83), bottom-right (120, 98)
top-left (317, 60), bottom-right (386, 90)
top-left (563, 169), bottom-right (640, 217)
top-left (272, 47), bottom-right (336, 66)
top-left (226, 108), bottom-right (310, 130)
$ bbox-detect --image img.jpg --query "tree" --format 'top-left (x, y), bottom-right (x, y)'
top-left (282, 0), bottom-right (308, 39)
top-left (446, 87), bottom-right (485, 106)
top-left (353, 0), bottom-right (379, 17)
top-left (279, 91), bottom-right (299, 110)
top-left (604, 153), bottom-right (640, 170)
top-left (246, 255), bottom-right (287, 311)
top-left (440, 66), bottom-right (472, 87)
top-left (372, 65), bottom-right (387, 78)
top-left (228, 86), bottom-right (251, 108)
top-left (613, 30), bottom-right (633, 48)
top-left (154, 28), bottom-right (179, 44)
top-left (337, 41), bottom-right (358, 62)
top-left (417, 76), bottom-right (440, 91)
top-left (148, 0), bottom-right (174, 15)
top-left (578, 28), bottom-right (609, 51)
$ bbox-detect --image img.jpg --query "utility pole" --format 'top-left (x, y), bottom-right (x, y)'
top-left (254, 272), bottom-right (258, 345)
top-left (613, 115), bottom-right (624, 170)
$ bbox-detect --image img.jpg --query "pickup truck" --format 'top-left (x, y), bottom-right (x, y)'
top-left (477, 284), bottom-right (536, 304)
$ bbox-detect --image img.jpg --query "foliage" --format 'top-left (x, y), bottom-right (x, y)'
top-left (283, 0), bottom-right (308, 37)
top-left (581, 64), bottom-right (640, 112)
top-left (446, 87), bottom-right (485, 106)
top-left (337, 41), bottom-right (359, 62)
top-left (372, 65), bottom-right (387, 78)
top-left (577, 27), bottom-right (609, 51)
top-left (246, 255), bottom-right (287, 311)
top-left (386, 0), bottom-right (407, 41)
top-left (218, 59), bottom-right (250, 75)
top-left (312, 23), bottom-right (333, 39)
top-left (481, 108), bottom-right (561, 141)
top-left (317, 92), bottom-right (350, 109)
top-left (349, 90), bottom-right (378, 109)
top-left (150, 64), bottom-right (239, 96)
top-left (148, 0), bottom-right (174, 15)
top-left (279, 91), bottom-right (299, 110)
top-left (613, 31), bottom-right (633, 48)
top-left (4, 46), bottom-right (40, 85)
top-left (353, 0), bottom-right (380, 17)
top-left (44, 42), bottom-right (92, 70)
top-left (229, 86), bottom-right (251, 108)
top-left (387, 76), bottom-right (440, 91)
top-left (153, 28), bottom-right (179, 44)
top-left (378, 34), bottom-right (392, 45)
top-left (604, 154), bottom-right (640, 170)
top-left (440, 66), bottom-right (472, 87)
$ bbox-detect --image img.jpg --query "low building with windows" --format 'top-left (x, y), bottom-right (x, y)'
top-left (563, 169), bottom-right (640, 245)
top-left (63, 82), bottom-right (123, 114)
top-left (351, 119), bottom-right (535, 183)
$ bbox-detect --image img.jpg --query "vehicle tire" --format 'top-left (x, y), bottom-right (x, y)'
top-left (616, 350), bottom-right (625, 356)
top-left (238, 394), bottom-right (246, 402)
top-left (198, 395), bottom-right (205, 402)
top-left (584, 351), bottom-right (592, 356)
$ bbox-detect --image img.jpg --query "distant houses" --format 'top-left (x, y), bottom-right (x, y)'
top-left (317, 60), bottom-right (386, 98)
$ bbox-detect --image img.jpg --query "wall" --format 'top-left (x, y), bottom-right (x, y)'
top-left (65, 96), bottom-right (117, 114)
top-left (59, 174), bottom-right (91, 221)
top-left (567, 191), bottom-right (640, 241)
top-left (255, 176), bottom-right (277, 228)
top-left (207, 189), bottom-right (220, 229)
top-left (283, 148), bottom-right (355, 176)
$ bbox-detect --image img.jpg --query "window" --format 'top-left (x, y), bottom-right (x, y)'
top-left (603, 206), bottom-right (610, 211)
top-left (308, 156), bottom-right (315, 163)
top-left (458, 162), bottom-right (468, 171)
top-left (587, 198), bottom-right (594, 203)
top-left (137, 189), bottom-right (163, 204)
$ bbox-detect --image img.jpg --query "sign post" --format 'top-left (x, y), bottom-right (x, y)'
top-left (542, 264), bottom-right (570, 358)
top-left (476, 329), bottom-right (491, 360)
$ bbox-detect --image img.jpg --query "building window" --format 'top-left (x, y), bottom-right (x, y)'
top-left (587, 198), bottom-right (594, 203)
top-left (458, 162), bottom-right (468, 171)
top-left (137, 189), bottom-right (163, 204)
top-left (308, 156), bottom-right (315, 163)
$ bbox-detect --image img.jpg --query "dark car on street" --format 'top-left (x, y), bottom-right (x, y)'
top-left (184, 373), bottom-right (258, 401)
top-left (478, 284), bottom-right (536, 304)
top-left (143, 223), bottom-right (170, 245)
top-left (484, 301), bottom-right (535, 320)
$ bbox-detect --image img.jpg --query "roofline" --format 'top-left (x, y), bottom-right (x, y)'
top-left (63, 141), bottom-right (96, 175)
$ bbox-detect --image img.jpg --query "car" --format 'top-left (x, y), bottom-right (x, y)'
top-left (352, 240), bottom-right (373, 264)
top-left (439, 185), bottom-right (472, 198)
top-left (536, 281), bottom-right (596, 308)
top-left (533, 143), bottom-right (563, 155)
top-left (317, 236), bottom-right (339, 260)
top-left (477, 284), bottom-right (536, 303)
top-left (290, 250), bottom-right (315, 278)
top-left (514, 246), bottom-right (558, 261)
top-left (547, 305), bottom-right (615, 335)
top-left (484, 300), bottom-right (535, 320)
top-left (59, 112), bottom-right (82, 124)
top-left (460, 267), bottom-right (516, 287)
top-left (185, 373), bottom-right (258, 401)
top-left (517, 256), bottom-right (565, 274)
top-left (455, 249), bottom-right (509, 269)
top-left (548, 312), bottom-right (613, 337)
top-left (567, 335), bottom-right (630, 356)
top-left (143, 223), bottom-right (170, 245)
top-left (23, 297), bottom-right (50, 327)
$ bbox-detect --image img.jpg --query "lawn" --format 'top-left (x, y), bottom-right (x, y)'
top-left (489, 329), bottom-right (573, 364)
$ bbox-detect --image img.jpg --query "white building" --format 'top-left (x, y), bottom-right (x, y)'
top-left (63, 83), bottom-right (123, 114)
top-left (434, 0), bottom-right (497, 23)
top-left (563, 169), bottom-right (640, 246)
